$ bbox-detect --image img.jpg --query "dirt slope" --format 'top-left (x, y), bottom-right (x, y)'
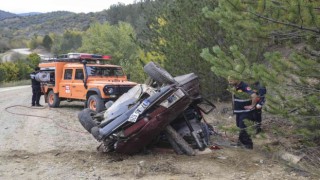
top-left (0, 86), bottom-right (315, 179)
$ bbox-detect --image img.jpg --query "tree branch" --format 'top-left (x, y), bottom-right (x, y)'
top-left (249, 11), bottom-right (320, 34)
top-left (225, 0), bottom-right (320, 34)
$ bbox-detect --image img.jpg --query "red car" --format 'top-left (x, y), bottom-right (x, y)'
top-left (78, 62), bottom-right (215, 155)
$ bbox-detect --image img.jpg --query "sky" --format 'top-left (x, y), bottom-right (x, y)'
top-left (1, 0), bottom-right (137, 14)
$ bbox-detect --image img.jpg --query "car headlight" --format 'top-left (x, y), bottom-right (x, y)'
top-left (104, 86), bottom-right (114, 95)
top-left (107, 87), bottom-right (114, 94)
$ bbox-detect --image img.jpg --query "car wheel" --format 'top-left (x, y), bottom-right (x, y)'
top-left (78, 108), bottom-right (99, 133)
top-left (164, 125), bottom-right (195, 156)
top-left (48, 90), bottom-right (60, 107)
top-left (165, 132), bottom-right (184, 155)
top-left (87, 94), bottom-right (105, 112)
top-left (143, 62), bottom-right (176, 85)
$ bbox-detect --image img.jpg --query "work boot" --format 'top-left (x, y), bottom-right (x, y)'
top-left (231, 141), bottom-right (253, 149)
top-left (239, 130), bottom-right (253, 150)
top-left (36, 104), bottom-right (43, 107)
top-left (244, 144), bottom-right (253, 149)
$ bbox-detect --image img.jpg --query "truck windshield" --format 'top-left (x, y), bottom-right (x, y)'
top-left (86, 66), bottom-right (124, 77)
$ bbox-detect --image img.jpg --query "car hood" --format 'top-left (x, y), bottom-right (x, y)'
top-left (87, 80), bottom-right (137, 86)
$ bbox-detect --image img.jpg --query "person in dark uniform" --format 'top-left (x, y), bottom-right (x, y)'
top-left (228, 76), bottom-right (258, 149)
top-left (30, 67), bottom-right (42, 106)
top-left (251, 81), bottom-right (267, 134)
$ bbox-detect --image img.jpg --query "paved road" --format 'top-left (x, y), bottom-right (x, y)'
top-left (12, 48), bottom-right (32, 55)
top-left (1, 48), bottom-right (31, 62)
top-left (1, 52), bottom-right (12, 62)
top-left (0, 85), bottom-right (30, 93)
top-left (1, 48), bottom-right (52, 62)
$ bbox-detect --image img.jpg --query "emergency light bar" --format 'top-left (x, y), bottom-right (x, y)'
top-left (69, 53), bottom-right (112, 60)
top-left (46, 53), bottom-right (112, 62)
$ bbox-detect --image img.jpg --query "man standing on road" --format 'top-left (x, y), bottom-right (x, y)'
top-left (228, 76), bottom-right (258, 149)
top-left (30, 67), bottom-right (42, 107)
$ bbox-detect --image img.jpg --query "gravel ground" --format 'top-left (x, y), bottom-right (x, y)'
top-left (0, 86), bottom-right (316, 180)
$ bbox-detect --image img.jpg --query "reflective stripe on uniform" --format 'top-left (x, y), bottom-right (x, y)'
top-left (234, 109), bottom-right (253, 113)
top-left (234, 98), bottom-right (251, 102)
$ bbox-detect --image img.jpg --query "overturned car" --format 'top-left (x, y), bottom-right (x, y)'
top-left (78, 62), bottom-right (215, 155)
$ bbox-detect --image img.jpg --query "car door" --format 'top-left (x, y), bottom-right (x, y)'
top-left (59, 69), bottom-right (73, 98)
top-left (71, 68), bottom-right (86, 100)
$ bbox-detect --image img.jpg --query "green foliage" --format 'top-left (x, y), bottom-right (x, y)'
top-left (26, 53), bottom-right (41, 69)
top-left (42, 35), bottom-right (53, 51)
top-left (79, 22), bottom-right (143, 82)
top-left (202, 0), bottom-right (320, 145)
top-left (60, 31), bottom-right (82, 53)
top-left (49, 30), bottom-right (83, 55)
top-left (0, 66), bottom-right (6, 82)
top-left (15, 60), bottom-right (33, 80)
top-left (138, 0), bottom-right (228, 99)
top-left (0, 62), bottom-right (19, 82)
top-left (27, 34), bottom-right (43, 50)
top-left (0, 39), bottom-right (10, 53)
top-left (0, 53), bottom-right (38, 83)
top-left (50, 34), bottom-right (63, 55)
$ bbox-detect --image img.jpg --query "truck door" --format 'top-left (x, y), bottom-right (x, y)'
top-left (59, 69), bottom-right (73, 98)
top-left (71, 69), bottom-right (86, 100)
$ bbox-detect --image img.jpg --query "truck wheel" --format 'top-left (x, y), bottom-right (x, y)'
top-left (78, 108), bottom-right (98, 133)
top-left (87, 95), bottom-right (105, 112)
top-left (48, 90), bottom-right (60, 107)
top-left (143, 62), bottom-right (176, 85)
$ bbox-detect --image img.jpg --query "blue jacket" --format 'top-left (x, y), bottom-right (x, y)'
top-left (233, 81), bottom-right (255, 113)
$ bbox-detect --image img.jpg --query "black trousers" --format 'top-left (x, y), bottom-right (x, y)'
top-left (235, 112), bottom-right (254, 146)
top-left (253, 109), bottom-right (262, 129)
top-left (32, 86), bottom-right (41, 105)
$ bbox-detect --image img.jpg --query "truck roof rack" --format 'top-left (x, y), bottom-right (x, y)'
top-left (42, 53), bottom-right (112, 63)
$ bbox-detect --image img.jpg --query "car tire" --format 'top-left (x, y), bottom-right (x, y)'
top-left (143, 62), bottom-right (176, 85)
top-left (48, 90), bottom-right (60, 107)
top-left (78, 108), bottom-right (99, 133)
top-left (165, 132), bottom-right (184, 155)
top-left (165, 125), bottom-right (195, 156)
top-left (87, 94), bottom-right (105, 112)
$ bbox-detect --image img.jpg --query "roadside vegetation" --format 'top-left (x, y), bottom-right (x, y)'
top-left (0, 0), bottom-right (319, 175)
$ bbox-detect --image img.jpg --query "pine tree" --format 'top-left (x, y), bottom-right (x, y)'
top-left (201, 0), bottom-right (320, 145)
top-left (139, 0), bottom-right (228, 99)
top-left (42, 35), bottom-right (53, 51)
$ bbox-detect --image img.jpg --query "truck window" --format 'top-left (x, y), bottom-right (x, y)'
top-left (86, 66), bottom-right (124, 77)
top-left (64, 69), bottom-right (73, 80)
top-left (75, 69), bottom-right (84, 80)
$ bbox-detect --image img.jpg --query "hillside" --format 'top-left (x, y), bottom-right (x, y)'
top-left (0, 2), bottom-right (146, 39)
top-left (0, 11), bottom-right (91, 37)
top-left (0, 10), bottom-right (18, 20)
